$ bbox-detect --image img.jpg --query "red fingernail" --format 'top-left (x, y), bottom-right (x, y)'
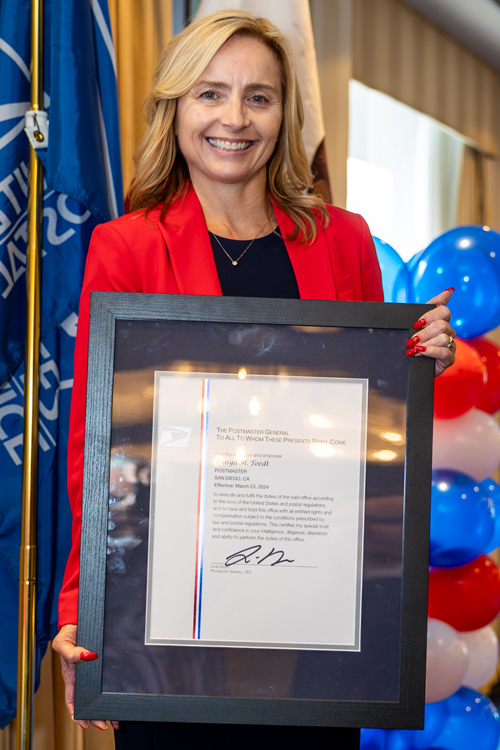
top-left (80, 652), bottom-right (98, 661)
top-left (413, 319), bottom-right (426, 330)
top-left (406, 348), bottom-right (417, 357)
top-left (98, 727), bottom-right (108, 731)
top-left (447, 287), bottom-right (455, 292)
top-left (406, 336), bottom-right (420, 347)
top-left (414, 345), bottom-right (426, 352)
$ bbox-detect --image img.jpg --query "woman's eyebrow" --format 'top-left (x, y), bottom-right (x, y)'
top-left (195, 80), bottom-right (278, 94)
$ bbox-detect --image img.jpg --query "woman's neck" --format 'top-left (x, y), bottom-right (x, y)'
top-left (190, 172), bottom-right (276, 240)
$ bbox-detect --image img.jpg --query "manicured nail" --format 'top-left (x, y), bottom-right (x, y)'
top-left (98, 727), bottom-right (108, 731)
top-left (80, 651), bottom-right (98, 661)
top-left (406, 346), bottom-right (426, 357)
top-left (446, 287), bottom-right (455, 292)
top-left (406, 336), bottom-right (420, 347)
top-left (413, 318), bottom-right (426, 330)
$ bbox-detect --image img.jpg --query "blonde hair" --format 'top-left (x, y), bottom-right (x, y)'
top-left (131, 10), bottom-right (329, 242)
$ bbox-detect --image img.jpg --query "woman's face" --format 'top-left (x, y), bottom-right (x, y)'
top-left (175, 35), bottom-right (283, 189)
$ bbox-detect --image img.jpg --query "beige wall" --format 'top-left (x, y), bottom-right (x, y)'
top-left (311, 0), bottom-right (500, 225)
top-left (352, 0), bottom-right (500, 158)
top-left (310, 0), bottom-right (353, 209)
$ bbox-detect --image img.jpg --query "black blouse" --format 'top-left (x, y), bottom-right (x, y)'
top-left (209, 229), bottom-right (300, 299)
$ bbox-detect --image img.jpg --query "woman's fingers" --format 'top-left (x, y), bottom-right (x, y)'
top-left (408, 343), bottom-right (455, 377)
top-left (424, 287), bottom-right (455, 308)
top-left (409, 288), bottom-right (456, 376)
top-left (406, 320), bottom-right (456, 347)
top-left (411, 288), bottom-right (454, 330)
top-left (52, 625), bottom-right (107, 731)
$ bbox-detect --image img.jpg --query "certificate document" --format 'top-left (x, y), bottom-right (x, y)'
top-left (145, 372), bottom-right (368, 651)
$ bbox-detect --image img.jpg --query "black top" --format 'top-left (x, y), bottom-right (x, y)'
top-left (210, 229), bottom-right (300, 299)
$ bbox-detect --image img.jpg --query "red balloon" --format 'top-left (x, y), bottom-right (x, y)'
top-left (469, 337), bottom-right (500, 414)
top-left (428, 554), bottom-right (500, 631)
top-left (434, 338), bottom-right (486, 419)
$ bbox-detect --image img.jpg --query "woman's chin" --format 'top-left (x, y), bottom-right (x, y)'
top-left (198, 165), bottom-right (264, 187)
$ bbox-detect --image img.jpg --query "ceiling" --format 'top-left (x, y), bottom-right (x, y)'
top-left (404, 0), bottom-right (500, 70)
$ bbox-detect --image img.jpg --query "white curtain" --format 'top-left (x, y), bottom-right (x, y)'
top-left (347, 80), bottom-right (464, 261)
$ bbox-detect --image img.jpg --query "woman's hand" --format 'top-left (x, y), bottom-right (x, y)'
top-left (52, 624), bottom-right (119, 731)
top-left (406, 288), bottom-right (456, 377)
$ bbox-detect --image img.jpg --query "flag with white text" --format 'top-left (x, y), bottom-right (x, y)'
top-left (0, 0), bottom-right (123, 727)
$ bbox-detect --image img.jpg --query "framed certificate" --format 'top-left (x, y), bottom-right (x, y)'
top-left (75, 293), bottom-right (435, 729)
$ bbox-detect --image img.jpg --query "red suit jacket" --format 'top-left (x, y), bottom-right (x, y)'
top-left (58, 185), bottom-right (383, 627)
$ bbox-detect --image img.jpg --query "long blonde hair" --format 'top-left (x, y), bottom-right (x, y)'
top-left (131, 10), bottom-right (329, 242)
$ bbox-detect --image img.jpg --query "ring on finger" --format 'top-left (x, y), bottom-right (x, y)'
top-left (447, 336), bottom-right (456, 351)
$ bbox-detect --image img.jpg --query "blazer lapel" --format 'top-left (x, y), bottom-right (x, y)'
top-left (157, 188), bottom-right (341, 301)
top-left (273, 203), bottom-right (338, 301)
top-left (157, 187), bottom-right (222, 296)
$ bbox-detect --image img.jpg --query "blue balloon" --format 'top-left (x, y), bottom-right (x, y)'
top-left (406, 248), bottom-right (426, 274)
top-left (373, 237), bottom-right (410, 303)
top-left (442, 225), bottom-right (500, 280)
top-left (408, 230), bottom-right (500, 338)
top-left (361, 728), bottom-right (387, 749)
top-left (430, 470), bottom-right (494, 567)
top-left (482, 478), bottom-right (500, 554)
top-left (413, 701), bottom-right (448, 748)
top-left (429, 687), bottom-right (500, 750)
top-left (384, 730), bottom-right (413, 749)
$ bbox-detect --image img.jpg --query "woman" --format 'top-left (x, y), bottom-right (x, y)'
top-left (53, 10), bottom-right (456, 748)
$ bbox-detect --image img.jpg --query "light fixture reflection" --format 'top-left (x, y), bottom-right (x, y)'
top-left (238, 368), bottom-right (247, 380)
top-left (236, 447), bottom-right (246, 461)
top-left (381, 431), bottom-right (403, 443)
top-left (311, 443), bottom-right (336, 458)
top-left (371, 450), bottom-right (397, 462)
top-left (309, 414), bottom-right (332, 428)
top-left (249, 397), bottom-right (260, 415)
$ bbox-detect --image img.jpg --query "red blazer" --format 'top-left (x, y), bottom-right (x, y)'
top-left (58, 186), bottom-right (383, 627)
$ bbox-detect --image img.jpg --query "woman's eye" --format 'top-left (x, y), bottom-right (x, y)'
top-left (250, 95), bottom-right (267, 104)
top-left (201, 91), bottom-right (217, 100)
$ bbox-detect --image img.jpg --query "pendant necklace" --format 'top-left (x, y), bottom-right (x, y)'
top-left (210, 220), bottom-right (271, 267)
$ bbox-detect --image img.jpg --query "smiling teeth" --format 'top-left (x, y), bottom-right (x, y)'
top-left (208, 138), bottom-right (252, 151)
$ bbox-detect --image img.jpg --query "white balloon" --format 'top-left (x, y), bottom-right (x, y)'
top-left (461, 626), bottom-right (499, 689)
top-left (433, 409), bottom-right (500, 482)
top-left (426, 618), bottom-right (468, 703)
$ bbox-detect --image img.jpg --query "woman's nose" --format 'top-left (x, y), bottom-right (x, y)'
top-left (219, 96), bottom-right (250, 130)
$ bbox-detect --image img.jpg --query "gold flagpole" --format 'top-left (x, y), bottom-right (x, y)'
top-left (17, 0), bottom-right (44, 748)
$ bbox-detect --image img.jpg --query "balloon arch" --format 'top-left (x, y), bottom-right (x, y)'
top-left (364, 226), bottom-right (500, 750)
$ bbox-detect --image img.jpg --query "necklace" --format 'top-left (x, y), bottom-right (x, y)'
top-left (210, 221), bottom-right (274, 267)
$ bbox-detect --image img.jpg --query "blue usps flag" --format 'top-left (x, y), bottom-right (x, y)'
top-left (0, 0), bottom-right (123, 727)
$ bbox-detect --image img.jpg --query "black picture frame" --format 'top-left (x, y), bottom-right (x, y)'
top-left (74, 292), bottom-right (435, 729)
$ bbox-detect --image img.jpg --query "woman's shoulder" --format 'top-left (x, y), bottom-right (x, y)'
top-left (319, 204), bottom-right (374, 254)
top-left (92, 206), bottom-right (164, 244)
top-left (322, 203), bottom-right (370, 236)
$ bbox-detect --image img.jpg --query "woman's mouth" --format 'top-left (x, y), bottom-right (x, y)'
top-left (206, 138), bottom-right (254, 152)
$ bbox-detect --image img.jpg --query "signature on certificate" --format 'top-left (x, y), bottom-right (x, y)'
top-left (225, 545), bottom-right (295, 567)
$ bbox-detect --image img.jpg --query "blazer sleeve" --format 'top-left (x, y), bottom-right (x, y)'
top-left (58, 223), bottom-right (143, 627)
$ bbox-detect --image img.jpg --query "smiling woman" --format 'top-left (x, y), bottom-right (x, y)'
top-left (51, 9), bottom-right (456, 750)
top-left (131, 11), bottom-right (328, 243)
top-left (175, 37), bottom-right (283, 194)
